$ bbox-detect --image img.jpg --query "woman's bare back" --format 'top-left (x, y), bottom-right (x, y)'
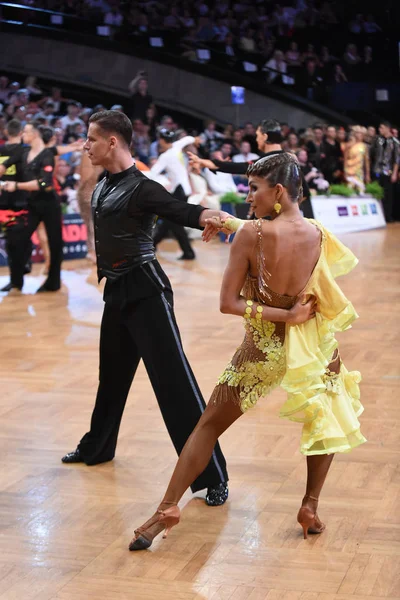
top-left (248, 218), bottom-right (322, 298)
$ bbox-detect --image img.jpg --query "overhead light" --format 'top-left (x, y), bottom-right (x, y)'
top-left (97, 26), bottom-right (111, 37)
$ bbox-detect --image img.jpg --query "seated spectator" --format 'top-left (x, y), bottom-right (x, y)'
top-left (180, 9), bottom-right (196, 29)
top-left (363, 14), bottom-right (381, 34)
top-left (181, 28), bottom-right (198, 61)
top-left (214, 18), bottom-right (230, 42)
top-left (60, 102), bottom-right (85, 132)
top-left (36, 101), bottom-right (56, 123)
top-left (240, 28), bottom-right (257, 52)
top-left (24, 76), bottom-right (42, 97)
top-left (297, 148), bottom-right (329, 192)
top-left (104, 6), bottom-right (123, 27)
top-left (349, 14), bottom-right (364, 34)
top-left (301, 44), bottom-right (320, 66)
top-left (223, 33), bottom-right (237, 58)
top-left (199, 119), bottom-right (225, 154)
top-left (343, 44), bottom-right (361, 67)
top-left (164, 6), bottom-right (181, 30)
top-left (264, 50), bottom-right (291, 85)
top-left (298, 59), bottom-right (324, 99)
top-left (196, 17), bottom-right (216, 41)
top-left (286, 41), bottom-right (302, 67)
top-left (132, 118), bottom-right (150, 164)
top-left (232, 140), bottom-right (259, 163)
top-left (0, 76), bottom-right (10, 103)
top-left (332, 63), bottom-right (348, 83)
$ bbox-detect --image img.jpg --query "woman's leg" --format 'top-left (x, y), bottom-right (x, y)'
top-left (298, 350), bottom-right (340, 537)
top-left (36, 222), bottom-right (50, 275)
top-left (159, 396), bottom-right (243, 507)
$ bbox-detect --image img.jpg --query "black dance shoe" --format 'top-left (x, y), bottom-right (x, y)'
top-left (1, 282), bottom-right (22, 292)
top-left (61, 448), bottom-right (84, 464)
top-left (36, 283), bottom-right (61, 293)
top-left (178, 253), bottom-right (195, 261)
top-left (206, 482), bottom-right (229, 506)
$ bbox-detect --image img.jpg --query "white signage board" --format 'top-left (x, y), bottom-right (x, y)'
top-left (310, 195), bottom-right (386, 234)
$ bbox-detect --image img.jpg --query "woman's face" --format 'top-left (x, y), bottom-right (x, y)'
top-left (354, 131), bottom-right (364, 143)
top-left (22, 124), bottom-right (35, 145)
top-left (247, 175), bottom-right (282, 218)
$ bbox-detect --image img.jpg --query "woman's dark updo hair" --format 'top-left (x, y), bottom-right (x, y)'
top-left (38, 125), bottom-right (55, 145)
top-left (247, 152), bottom-right (303, 203)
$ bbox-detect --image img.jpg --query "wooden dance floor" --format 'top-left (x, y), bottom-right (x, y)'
top-left (0, 225), bottom-right (399, 600)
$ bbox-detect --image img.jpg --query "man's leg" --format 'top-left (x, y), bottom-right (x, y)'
top-left (2, 210), bottom-right (38, 291)
top-left (125, 264), bottom-right (228, 492)
top-left (381, 175), bottom-right (394, 222)
top-left (38, 198), bottom-right (63, 291)
top-left (76, 302), bottom-right (141, 465)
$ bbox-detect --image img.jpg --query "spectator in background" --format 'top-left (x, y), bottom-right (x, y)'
top-left (36, 101), bottom-right (56, 123)
top-left (365, 125), bottom-right (376, 146)
top-left (286, 41), bottom-right (302, 67)
top-left (332, 63), bottom-right (348, 84)
top-left (232, 140), bottom-right (259, 163)
top-left (60, 102), bottom-right (85, 131)
top-left (132, 119), bottom-right (150, 164)
top-left (128, 71), bottom-right (153, 122)
top-left (299, 59), bottom-right (324, 100)
top-left (164, 6), bottom-right (181, 29)
top-left (370, 121), bottom-right (399, 222)
top-left (343, 44), bottom-right (361, 77)
top-left (285, 132), bottom-right (300, 154)
top-left (240, 28), bottom-right (257, 52)
top-left (0, 76), bottom-right (10, 103)
top-left (349, 14), bottom-right (364, 34)
top-left (196, 17), bottom-right (216, 42)
top-left (307, 124), bottom-right (325, 170)
top-left (104, 6), bottom-right (124, 27)
top-left (264, 50), bottom-right (289, 84)
top-left (223, 33), bottom-right (236, 59)
top-left (321, 125), bottom-right (343, 183)
top-left (24, 76), bottom-right (42, 97)
top-left (301, 44), bottom-right (320, 66)
top-left (180, 9), bottom-right (196, 29)
top-left (200, 119), bottom-right (225, 154)
top-left (363, 14), bottom-right (381, 34)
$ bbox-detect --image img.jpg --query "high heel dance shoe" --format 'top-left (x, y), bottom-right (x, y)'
top-left (129, 502), bottom-right (180, 551)
top-left (297, 494), bottom-right (326, 539)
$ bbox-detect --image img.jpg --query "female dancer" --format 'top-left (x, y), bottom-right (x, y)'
top-left (129, 153), bottom-right (365, 550)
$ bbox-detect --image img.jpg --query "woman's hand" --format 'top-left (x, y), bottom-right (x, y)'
top-left (286, 295), bottom-right (317, 325)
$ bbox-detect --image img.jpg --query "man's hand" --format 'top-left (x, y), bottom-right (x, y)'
top-left (187, 151), bottom-right (217, 171)
top-left (2, 181), bottom-right (17, 193)
top-left (201, 213), bottom-right (239, 243)
top-left (286, 295), bottom-right (317, 325)
top-left (0, 165), bottom-right (6, 177)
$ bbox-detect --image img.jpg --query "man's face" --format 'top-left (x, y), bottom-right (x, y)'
top-left (327, 126), bottom-right (336, 140)
top-left (0, 77), bottom-right (8, 89)
top-left (314, 128), bottom-right (323, 141)
top-left (84, 123), bottom-right (113, 166)
top-left (22, 124), bottom-right (36, 145)
top-left (68, 105), bottom-right (79, 118)
top-left (255, 127), bottom-right (267, 151)
top-left (221, 143), bottom-right (231, 158)
top-left (379, 124), bottom-right (390, 137)
top-left (241, 141), bottom-right (251, 154)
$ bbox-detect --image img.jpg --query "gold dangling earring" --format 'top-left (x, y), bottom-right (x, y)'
top-left (274, 202), bottom-right (282, 214)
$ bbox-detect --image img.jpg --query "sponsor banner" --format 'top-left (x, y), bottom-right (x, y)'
top-left (310, 195), bottom-right (386, 234)
top-left (0, 213), bottom-right (88, 266)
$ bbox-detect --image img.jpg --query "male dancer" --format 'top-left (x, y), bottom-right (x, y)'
top-left (151, 129), bottom-right (199, 260)
top-left (61, 111), bottom-right (229, 506)
top-left (190, 119), bottom-right (313, 217)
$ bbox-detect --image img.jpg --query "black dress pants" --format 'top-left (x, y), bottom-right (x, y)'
top-left (4, 213), bottom-right (32, 289)
top-left (78, 262), bottom-right (228, 492)
top-left (380, 174), bottom-right (394, 222)
top-left (6, 195), bottom-right (62, 289)
top-left (153, 185), bottom-right (195, 258)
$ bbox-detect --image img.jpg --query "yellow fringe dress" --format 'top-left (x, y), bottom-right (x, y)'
top-left (210, 218), bottom-right (366, 456)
